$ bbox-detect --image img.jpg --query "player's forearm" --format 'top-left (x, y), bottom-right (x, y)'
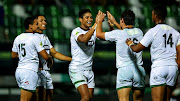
top-left (53, 52), bottom-right (72, 61)
top-left (177, 58), bottom-right (180, 69)
top-left (96, 21), bottom-right (103, 38)
top-left (114, 22), bottom-right (121, 29)
top-left (11, 51), bottom-right (18, 59)
top-left (176, 45), bottom-right (180, 69)
top-left (79, 23), bottom-right (97, 43)
top-left (130, 45), bottom-right (141, 52)
top-left (176, 54), bottom-right (180, 69)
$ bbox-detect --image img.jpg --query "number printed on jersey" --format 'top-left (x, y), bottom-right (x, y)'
top-left (163, 33), bottom-right (174, 48)
top-left (132, 38), bottom-right (138, 44)
top-left (87, 41), bottom-right (95, 46)
top-left (18, 43), bottom-right (26, 57)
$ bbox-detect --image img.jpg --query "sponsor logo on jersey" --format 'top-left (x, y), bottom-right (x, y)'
top-left (25, 81), bottom-right (30, 85)
top-left (40, 42), bottom-right (43, 46)
top-left (76, 32), bottom-right (79, 35)
top-left (87, 41), bottom-right (95, 46)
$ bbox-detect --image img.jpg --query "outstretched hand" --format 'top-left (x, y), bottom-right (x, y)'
top-left (96, 10), bottom-right (106, 23)
top-left (107, 11), bottom-right (116, 24)
top-left (108, 19), bottom-right (114, 27)
top-left (47, 55), bottom-right (53, 68)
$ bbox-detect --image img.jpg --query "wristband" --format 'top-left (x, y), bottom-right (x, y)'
top-left (129, 42), bottom-right (134, 47)
top-left (92, 23), bottom-right (97, 29)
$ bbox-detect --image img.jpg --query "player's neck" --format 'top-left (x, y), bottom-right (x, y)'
top-left (80, 24), bottom-right (90, 31)
top-left (155, 19), bottom-right (164, 25)
top-left (122, 25), bottom-right (133, 30)
top-left (26, 29), bottom-right (34, 33)
top-left (80, 26), bottom-right (89, 31)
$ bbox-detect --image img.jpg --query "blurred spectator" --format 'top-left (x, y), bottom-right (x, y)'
top-left (13, 0), bottom-right (29, 18)
top-left (0, 0), bottom-right (9, 42)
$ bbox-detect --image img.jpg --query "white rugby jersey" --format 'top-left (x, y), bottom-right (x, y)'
top-left (12, 33), bottom-right (45, 72)
top-left (35, 33), bottom-right (53, 70)
top-left (105, 28), bottom-right (143, 68)
top-left (140, 24), bottom-right (180, 67)
top-left (69, 27), bottom-right (96, 70)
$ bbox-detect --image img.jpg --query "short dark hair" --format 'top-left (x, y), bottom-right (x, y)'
top-left (33, 14), bottom-right (44, 19)
top-left (24, 17), bottom-right (35, 29)
top-left (153, 5), bottom-right (167, 20)
top-left (79, 9), bottom-right (91, 18)
top-left (121, 10), bottom-right (135, 25)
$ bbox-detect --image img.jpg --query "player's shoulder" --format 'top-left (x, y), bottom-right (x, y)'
top-left (134, 28), bottom-right (143, 32)
top-left (167, 25), bottom-right (180, 34)
top-left (31, 33), bottom-right (42, 41)
top-left (134, 28), bottom-right (144, 35)
top-left (71, 27), bottom-right (84, 35)
top-left (72, 27), bottom-right (81, 32)
top-left (15, 32), bottom-right (31, 39)
top-left (34, 33), bottom-right (44, 38)
top-left (110, 29), bottom-right (122, 33)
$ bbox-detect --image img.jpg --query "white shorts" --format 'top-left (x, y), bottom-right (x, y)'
top-left (69, 68), bottom-right (95, 89)
top-left (15, 68), bottom-right (38, 92)
top-left (150, 65), bottom-right (179, 87)
top-left (37, 70), bottom-right (53, 89)
top-left (116, 65), bottom-right (146, 90)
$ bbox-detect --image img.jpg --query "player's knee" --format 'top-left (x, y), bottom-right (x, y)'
top-left (81, 95), bottom-right (91, 101)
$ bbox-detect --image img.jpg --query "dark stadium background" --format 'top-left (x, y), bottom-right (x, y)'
top-left (0, 0), bottom-right (180, 100)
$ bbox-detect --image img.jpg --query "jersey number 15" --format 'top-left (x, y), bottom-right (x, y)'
top-left (18, 43), bottom-right (26, 57)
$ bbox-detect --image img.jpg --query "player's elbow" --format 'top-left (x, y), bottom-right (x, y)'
top-left (77, 36), bottom-right (88, 43)
top-left (96, 32), bottom-right (103, 39)
top-left (96, 33), bottom-right (101, 38)
top-left (79, 38), bottom-right (89, 43)
top-left (11, 52), bottom-right (18, 59)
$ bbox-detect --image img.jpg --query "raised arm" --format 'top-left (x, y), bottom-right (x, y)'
top-left (107, 11), bottom-right (121, 29)
top-left (50, 47), bottom-right (72, 61)
top-left (77, 23), bottom-right (97, 43)
top-left (96, 11), bottom-right (106, 40)
top-left (126, 38), bottom-right (145, 52)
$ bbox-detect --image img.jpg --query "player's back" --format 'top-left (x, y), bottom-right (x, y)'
top-left (120, 28), bottom-right (143, 67)
top-left (12, 33), bottom-right (44, 72)
top-left (106, 28), bottom-right (143, 68)
top-left (148, 24), bottom-right (180, 66)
